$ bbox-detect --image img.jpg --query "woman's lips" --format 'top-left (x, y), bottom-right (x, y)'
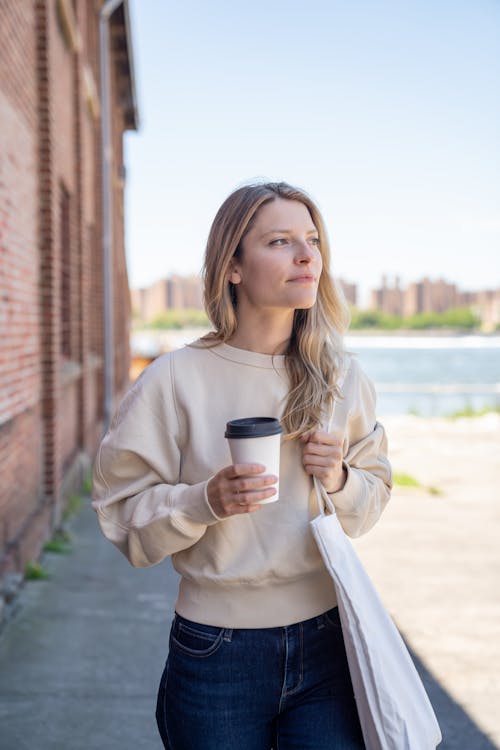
top-left (288, 275), bottom-right (315, 283)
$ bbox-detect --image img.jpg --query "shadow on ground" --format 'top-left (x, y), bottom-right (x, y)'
top-left (402, 635), bottom-right (497, 750)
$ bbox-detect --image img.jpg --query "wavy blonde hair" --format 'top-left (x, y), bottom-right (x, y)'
top-left (199, 181), bottom-right (351, 439)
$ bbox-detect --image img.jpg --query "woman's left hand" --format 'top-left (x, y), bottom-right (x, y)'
top-left (300, 429), bottom-right (347, 493)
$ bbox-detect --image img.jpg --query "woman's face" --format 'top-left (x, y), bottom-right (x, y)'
top-left (229, 198), bottom-right (323, 314)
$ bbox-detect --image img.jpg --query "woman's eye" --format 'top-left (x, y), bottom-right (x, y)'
top-left (269, 237), bottom-right (320, 247)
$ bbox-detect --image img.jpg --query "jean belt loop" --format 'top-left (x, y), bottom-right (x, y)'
top-left (315, 614), bottom-right (325, 630)
top-left (223, 628), bottom-right (233, 643)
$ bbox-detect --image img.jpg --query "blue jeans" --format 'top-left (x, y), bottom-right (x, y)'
top-left (155, 606), bottom-right (365, 749)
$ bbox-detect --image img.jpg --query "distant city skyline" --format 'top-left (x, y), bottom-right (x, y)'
top-left (124, 0), bottom-right (500, 310)
top-left (131, 270), bottom-right (499, 324)
top-left (128, 259), bottom-right (497, 311)
top-left (131, 270), bottom-right (497, 311)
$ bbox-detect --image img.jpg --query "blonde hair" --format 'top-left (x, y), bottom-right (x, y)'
top-left (200, 181), bottom-right (351, 439)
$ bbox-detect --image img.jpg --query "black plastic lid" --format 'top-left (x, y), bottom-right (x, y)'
top-left (225, 417), bottom-right (283, 439)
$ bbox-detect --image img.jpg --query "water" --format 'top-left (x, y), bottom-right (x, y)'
top-left (131, 330), bottom-right (500, 418)
top-left (346, 335), bottom-right (500, 417)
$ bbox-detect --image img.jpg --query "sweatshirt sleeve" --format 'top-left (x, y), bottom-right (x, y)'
top-left (328, 357), bottom-right (393, 538)
top-left (91, 355), bottom-right (221, 568)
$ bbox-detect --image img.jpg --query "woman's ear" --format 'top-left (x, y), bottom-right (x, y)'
top-left (228, 270), bottom-right (241, 285)
top-left (227, 259), bottom-right (242, 285)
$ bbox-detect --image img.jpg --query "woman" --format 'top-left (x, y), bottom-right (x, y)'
top-left (92, 181), bottom-right (393, 749)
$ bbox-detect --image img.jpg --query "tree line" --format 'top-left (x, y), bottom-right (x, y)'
top-left (136, 305), bottom-right (488, 331)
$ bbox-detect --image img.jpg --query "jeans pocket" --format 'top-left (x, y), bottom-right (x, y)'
top-left (170, 615), bottom-right (225, 658)
top-left (323, 606), bottom-right (342, 630)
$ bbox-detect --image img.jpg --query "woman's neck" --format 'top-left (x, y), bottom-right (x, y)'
top-left (228, 310), bottom-right (294, 355)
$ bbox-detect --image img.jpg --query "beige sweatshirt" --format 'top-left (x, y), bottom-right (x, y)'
top-left (92, 341), bottom-right (392, 628)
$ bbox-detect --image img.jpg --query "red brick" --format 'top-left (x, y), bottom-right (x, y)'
top-left (0, 0), bottom-right (132, 582)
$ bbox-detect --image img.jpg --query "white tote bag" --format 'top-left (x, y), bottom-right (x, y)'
top-left (311, 474), bottom-right (442, 750)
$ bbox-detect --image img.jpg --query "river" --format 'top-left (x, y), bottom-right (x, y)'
top-left (131, 330), bottom-right (500, 417)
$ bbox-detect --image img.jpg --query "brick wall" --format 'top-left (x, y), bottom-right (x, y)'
top-left (0, 1), bottom-right (48, 575)
top-left (0, 0), bottom-right (136, 583)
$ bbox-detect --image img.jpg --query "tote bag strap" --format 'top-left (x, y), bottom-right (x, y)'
top-left (314, 353), bottom-right (351, 518)
top-left (313, 476), bottom-right (335, 517)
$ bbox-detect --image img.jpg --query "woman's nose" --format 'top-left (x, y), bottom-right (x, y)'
top-left (295, 239), bottom-right (315, 262)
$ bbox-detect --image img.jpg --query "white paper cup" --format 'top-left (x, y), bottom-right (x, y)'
top-left (225, 417), bottom-right (283, 504)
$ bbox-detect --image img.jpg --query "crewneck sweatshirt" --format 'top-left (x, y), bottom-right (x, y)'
top-left (92, 340), bottom-right (392, 628)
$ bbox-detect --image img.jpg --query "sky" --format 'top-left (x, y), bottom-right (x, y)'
top-left (124, 0), bottom-right (500, 308)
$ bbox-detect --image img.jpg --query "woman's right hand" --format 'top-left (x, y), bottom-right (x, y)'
top-left (206, 464), bottom-right (277, 518)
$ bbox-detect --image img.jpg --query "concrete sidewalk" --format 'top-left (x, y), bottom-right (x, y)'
top-left (0, 499), bottom-right (175, 750)
top-left (0, 481), bottom-right (498, 749)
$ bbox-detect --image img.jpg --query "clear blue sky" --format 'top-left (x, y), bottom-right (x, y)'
top-left (124, 0), bottom-right (499, 308)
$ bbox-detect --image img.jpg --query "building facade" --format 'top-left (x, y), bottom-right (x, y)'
top-left (338, 279), bottom-right (357, 308)
top-left (370, 275), bottom-right (499, 329)
top-left (0, 0), bottom-right (137, 590)
top-left (131, 274), bottom-right (357, 323)
top-left (131, 274), bottom-right (205, 323)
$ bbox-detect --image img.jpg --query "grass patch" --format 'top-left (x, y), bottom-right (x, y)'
top-left (143, 308), bottom-right (209, 330)
top-left (407, 406), bottom-right (421, 417)
top-left (393, 472), bottom-right (421, 488)
top-left (61, 472), bottom-right (92, 524)
top-left (62, 492), bottom-right (83, 522)
top-left (82, 469), bottom-right (92, 495)
top-left (428, 486), bottom-right (443, 496)
top-left (25, 561), bottom-right (50, 580)
top-left (43, 529), bottom-right (72, 554)
top-left (445, 403), bottom-right (500, 419)
top-left (393, 471), bottom-right (443, 496)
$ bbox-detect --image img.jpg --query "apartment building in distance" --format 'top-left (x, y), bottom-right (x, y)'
top-left (370, 275), bottom-right (405, 316)
top-left (131, 274), bottom-right (204, 322)
top-left (338, 279), bottom-right (357, 307)
top-left (131, 275), bottom-right (358, 323)
top-left (370, 276), bottom-right (500, 330)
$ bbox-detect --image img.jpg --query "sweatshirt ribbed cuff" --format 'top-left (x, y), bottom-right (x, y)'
top-left (175, 479), bottom-right (223, 526)
top-left (327, 461), bottom-right (366, 513)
